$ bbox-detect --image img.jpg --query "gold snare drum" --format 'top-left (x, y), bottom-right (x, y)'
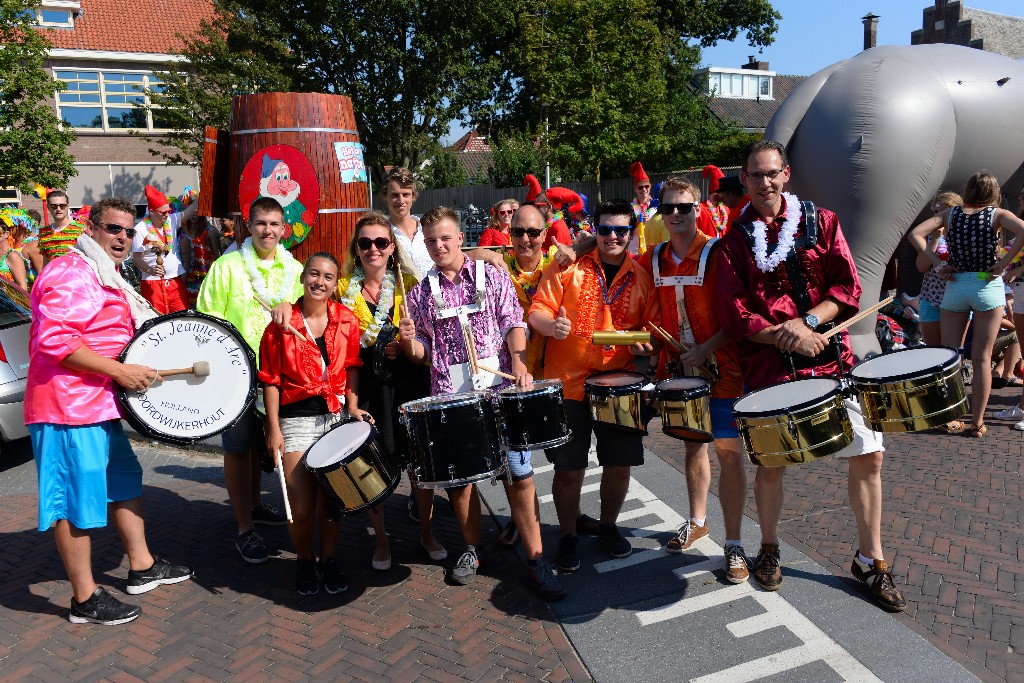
top-left (655, 377), bottom-right (712, 442)
top-left (732, 378), bottom-right (852, 467)
top-left (304, 420), bottom-right (401, 515)
top-left (585, 371), bottom-right (648, 434)
top-left (849, 346), bottom-right (967, 432)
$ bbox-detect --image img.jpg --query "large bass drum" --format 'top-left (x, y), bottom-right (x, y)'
top-left (116, 311), bottom-right (256, 446)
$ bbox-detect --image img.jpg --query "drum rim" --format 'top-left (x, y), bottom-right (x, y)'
top-left (656, 377), bottom-right (711, 400)
top-left (115, 309), bottom-right (257, 446)
top-left (498, 378), bottom-right (563, 397)
top-left (303, 418), bottom-right (377, 469)
top-left (585, 370), bottom-right (644, 395)
top-left (732, 378), bottom-right (843, 417)
top-left (400, 391), bottom-right (489, 412)
top-left (849, 345), bottom-right (960, 383)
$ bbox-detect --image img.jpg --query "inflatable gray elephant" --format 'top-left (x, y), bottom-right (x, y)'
top-left (766, 43), bottom-right (1024, 356)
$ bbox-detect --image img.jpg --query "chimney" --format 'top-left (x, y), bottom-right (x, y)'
top-left (862, 13), bottom-right (879, 50)
top-left (741, 55), bottom-right (769, 71)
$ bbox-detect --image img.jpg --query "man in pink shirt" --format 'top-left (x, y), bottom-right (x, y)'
top-left (26, 197), bottom-right (193, 626)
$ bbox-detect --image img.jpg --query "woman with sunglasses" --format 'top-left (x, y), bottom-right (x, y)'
top-left (337, 212), bottom-right (446, 568)
top-left (478, 200), bottom-right (517, 248)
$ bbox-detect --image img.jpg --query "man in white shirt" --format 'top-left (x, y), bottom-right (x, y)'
top-left (383, 168), bottom-right (432, 277)
top-left (132, 185), bottom-right (198, 314)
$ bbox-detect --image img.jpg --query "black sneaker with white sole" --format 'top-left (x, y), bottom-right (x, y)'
top-left (236, 529), bottom-right (270, 564)
top-left (69, 587), bottom-right (141, 625)
top-left (251, 502), bottom-right (287, 526)
top-left (296, 558), bottom-right (319, 596)
top-left (126, 557), bottom-right (194, 595)
top-left (318, 557), bottom-right (348, 595)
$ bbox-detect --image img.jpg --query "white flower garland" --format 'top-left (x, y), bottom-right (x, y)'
top-left (240, 237), bottom-right (301, 316)
top-left (749, 192), bottom-right (802, 273)
top-left (340, 266), bottom-right (396, 347)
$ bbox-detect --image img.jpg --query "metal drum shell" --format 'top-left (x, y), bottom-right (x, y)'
top-left (850, 347), bottom-right (968, 433)
top-left (733, 380), bottom-right (853, 468)
top-left (585, 372), bottom-right (648, 435)
top-left (303, 422), bottom-right (400, 516)
top-left (496, 379), bottom-right (572, 451)
top-left (656, 378), bottom-right (712, 443)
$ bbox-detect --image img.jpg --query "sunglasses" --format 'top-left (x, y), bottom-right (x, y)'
top-left (595, 225), bottom-right (632, 238)
top-left (358, 236), bottom-right (392, 251)
top-left (497, 210), bottom-right (514, 216)
top-left (636, 184), bottom-right (651, 191)
top-left (534, 202), bottom-right (551, 209)
top-left (510, 227), bottom-right (543, 238)
top-left (48, 203), bottom-right (68, 210)
top-left (96, 222), bottom-right (137, 239)
top-left (660, 202), bottom-right (697, 215)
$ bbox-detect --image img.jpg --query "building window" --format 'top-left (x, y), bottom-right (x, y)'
top-left (25, 8), bottom-right (74, 28)
top-left (705, 70), bottom-right (773, 100)
top-left (54, 70), bottom-right (167, 132)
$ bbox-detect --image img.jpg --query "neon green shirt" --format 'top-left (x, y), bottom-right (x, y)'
top-left (197, 246), bottom-right (304, 362)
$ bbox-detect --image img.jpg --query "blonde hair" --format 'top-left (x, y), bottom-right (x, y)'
top-left (659, 176), bottom-right (702, 203)
top-left (931, 191), bottom-right (963, 212)
top-left (343, 211), bottom-right (420, 280)
top-left (963, 171), bottom-right (1001, 207)
top-left (487, 199), bottom-right (515, 229)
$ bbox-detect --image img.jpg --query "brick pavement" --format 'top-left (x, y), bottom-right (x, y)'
top-left (0, 445), bottom-right (591, 682)
top-left (646, 384), bottom-right (1024, 683)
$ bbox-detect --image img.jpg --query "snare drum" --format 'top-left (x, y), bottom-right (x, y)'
top-left (849, 346), bottom-right (967, 432)
top-left (585, 371), bottom-right (648, 434)
top-left (117, 311), bottom-right (256, 446)
top-left (496, 380), bottom-right (571, 450)
top-left (732, 378), bottom-right (852, 467)
top-left (304, 420), bottom-right (401, 516)
top-left (400, 392), bottom-right (506, 488)
top-left (656, 377), bottom-right (712, 442)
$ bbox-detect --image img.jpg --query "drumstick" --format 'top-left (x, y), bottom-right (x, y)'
top-left (463, 324), bottom-right (480, 374)
top-left (253, 294), bottom-right (309, 342)
top-left (275, 448), bottom-right (293, 524)
top-left (156, 361), bottom-right (211, 378)
top-left (647, 321), bottom-right (684, 352)
top-left (822, 296), bottom-right (895, 339)
top-left (395, 261), bottom-right (407, 302)
top-left (476, 364), bottom-right (517, 381)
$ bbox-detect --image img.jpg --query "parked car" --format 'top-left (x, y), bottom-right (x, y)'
top-left (0, 278), bottom-right (31, 441)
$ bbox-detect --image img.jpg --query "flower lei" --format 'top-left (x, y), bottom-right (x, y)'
top-left (240, 238), bottom-right (301, 315)
top-left (631, 199), bottom-right (656, 221)
top-left (340, 266), bottom-right (396, 347)
top-left (142, 216), bottom-right (174, 247)
top-left (747, 192), bottom-right (802, 273)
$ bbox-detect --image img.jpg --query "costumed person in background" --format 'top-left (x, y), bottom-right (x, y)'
top-left (24, 189), bottom-right (83, 273)
top-left (221, 216), bottom-right (245, 255)
top-left (699, 165), bottom-right (731, 238)
top-left (198, 197), bottom-right (301, 563)
top-left (0, 209), bottom-right (32, 290)
top-left (523, 174), bottom-right (572, 250)
top-left (528, 199), bottom-right (660, 573)
top-left (337, 211), bottom-right (445, 569)
top-left (260, 252), bottom-right (365, 596)
top-left (477, 199), bottom-right (516, 248)
top-left (716, 175), bottom-right (746, 232)
top-left (132, 185), bottom-right (199, 314)
top-left (565, 192), bottom-right (591, 242)
top-left (179, 214), bottom-right (221, 308)
top-left (545, 187), bottom-right (587, 244)
top-left (635, 177), bottom-right (749, 583)
top-left (26, 196), bottom-right (193, 625)
top-left (16, 209), bottom-right (41, 288)
top-left (717, 140), bottom-right (905, 612)
top-left (628, 162), bottom-right (657, 255)
top-left (399, 207), bottom-right (565, 600)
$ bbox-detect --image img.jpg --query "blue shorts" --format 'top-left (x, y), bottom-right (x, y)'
top-left (918, 299), bottom-right (942, 323)
top-left (710, 398), bottom-right (740, 439)
top-left (502, 450), bottom-right (533, 482)
top-left (941, 274), bottom-right (1006, 313)
top-left (30, 421), bottom-right (143, 532)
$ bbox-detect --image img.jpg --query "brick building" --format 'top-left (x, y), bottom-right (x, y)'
top-left (911, 0), bottom-right (1024, 59)
top-left (23, 0), bottom-right (215, 214)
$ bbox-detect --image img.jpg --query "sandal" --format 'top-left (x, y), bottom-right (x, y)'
top-left (942, 420), bottom-right (966, 433)
top-left (967, 423), bottom-right (988, 438)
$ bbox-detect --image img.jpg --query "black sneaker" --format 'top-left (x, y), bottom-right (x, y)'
top-left (527, 560), bottom-right (566, 601)
top-left (69, 587), bottom-right (140, 625)
top-left (598, 524), bottom-right (632, 559)
top-left (251, 502), bottom-right (287, 526)
top-left (236, 529), bottom-right (270, 564)
top-left (407, 497), bottom-right (420, 523)
top-left (575, 514), bottom-right (600, 536)
top-left (318, 557), bottom-right (348, 595)
top-left (296, 558), bottom-right (319, 595)
top-left (556, 535), bottom-right (580, 573)
top-left (126, 557), bottom-right (194, 595)
top-left (451, 549), bottom-right (480, 585)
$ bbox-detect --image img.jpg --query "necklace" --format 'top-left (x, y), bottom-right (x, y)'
top-left (748, 192), bottom-right (802, 273)
top-left (240, 239), bottom-right (301, 313)
top-left (340, 266), bottom-right (396, 347)
top-left (143, 216), bottom-right (173, 247)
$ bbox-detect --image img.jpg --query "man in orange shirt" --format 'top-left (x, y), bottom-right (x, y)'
top-left (636, 177), bottom-right (750, 584)
top-left (529, 199), bottom-right (660, 572)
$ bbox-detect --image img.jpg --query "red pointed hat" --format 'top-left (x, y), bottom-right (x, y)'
top-left (545, 187), bottom-right (584, 214)
top-left (702, 165), bottom-right (725, 193)
top-left (145, 185), bottom-right (170, 211)
top-left (629, 162), bottom-right (649, 185)
top-left (523, 174), bottom-right (542, 204)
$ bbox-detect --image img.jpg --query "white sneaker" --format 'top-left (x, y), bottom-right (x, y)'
top-left (1013, 420), bottom-right (1024, 432)
top-left (995, 406), bottom-right (1024, 421)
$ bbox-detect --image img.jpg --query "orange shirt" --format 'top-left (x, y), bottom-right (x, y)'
top-left (637, 235), bottom-right (743, 399)
top-left (529, 253), bottom-right (659, 401)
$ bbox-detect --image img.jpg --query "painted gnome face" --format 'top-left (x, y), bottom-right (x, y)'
top-left (259, 158), bottom-right (302, 209)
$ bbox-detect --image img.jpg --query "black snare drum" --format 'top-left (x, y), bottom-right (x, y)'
top-left (496, 380), bottom-right (571, 450)
top-left (304, 420), bottom-right (401, 516)
top-left (400, 392), bottom-right (506, 488)
top-left (585, 371), bottom-right (649, 434)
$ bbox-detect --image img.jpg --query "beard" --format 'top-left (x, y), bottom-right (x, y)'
top-left (259, 177), bottom-right (302, 209)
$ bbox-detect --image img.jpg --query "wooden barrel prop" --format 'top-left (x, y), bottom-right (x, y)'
top-left (228, 92), bottom-right (370, 263)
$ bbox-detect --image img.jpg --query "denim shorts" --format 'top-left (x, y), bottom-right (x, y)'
top-left (279, 412), bottom-right (345, 454)
top-left (941, 273), bottom-right (1006, 313)
top-left (30, 421), bottom-right (142, 532)
top-left (918, 298), bottom-right (942, 323)
top-left (709, 398), bottom-right (740, 439)
top-left (500, 450), bottom-right (533, 482)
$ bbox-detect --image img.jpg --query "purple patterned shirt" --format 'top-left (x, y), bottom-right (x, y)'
top-left (406, 257), bottom-right (526, 395)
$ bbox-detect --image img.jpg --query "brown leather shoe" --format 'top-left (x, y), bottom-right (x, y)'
top-left (752, 543), bottom-right (783, 590)
top-left (667, 521), bottom-right (709, 553)
top-left (724, 544), bottom-right (750, 584)
top-left (851, 555), bottom-right (907, 612)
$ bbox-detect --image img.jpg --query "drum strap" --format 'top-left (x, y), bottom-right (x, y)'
top-left (652, 240), bottom-right (717, 348)
top-left (428, 259), bottom-right (487, 322)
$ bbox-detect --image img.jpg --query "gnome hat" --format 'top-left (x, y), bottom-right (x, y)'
top-left (145, 185), bottom-right (170, 211)
top-left (629, 162), bottom-right (649, 186)
top-left (702, 165), bottom-right (726, 194)
top-left (523, 174), bottom-right (542, 204)
top-left (545, 187), bottom-right (583, 214)
top-left (262, 154), bottom-right (285, 179)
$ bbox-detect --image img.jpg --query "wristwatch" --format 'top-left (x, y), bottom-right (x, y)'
top-left (802, 313), bottom-right (820, 330)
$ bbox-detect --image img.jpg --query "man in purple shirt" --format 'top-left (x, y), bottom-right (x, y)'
top-left (399, 207), bottom-right (564, 601)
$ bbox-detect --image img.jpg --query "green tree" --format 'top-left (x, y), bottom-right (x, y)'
top-left (0, 0), bottom-right (76, 191)
top-left (420, 149), bottom-right (467, 190)
top-left (487, 132), bottom-right (547, 188)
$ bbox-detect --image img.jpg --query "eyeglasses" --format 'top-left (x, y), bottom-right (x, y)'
top-left (743, 169), bottom-right (785, 182)
top-left (358, 236), bottom-right (392, 251)
top-left (497, 210), bottom-right (514, 216)
top-left (659, 202), bottom-right (697, 216)
top-left (595, 225), bottom-right (632, 238)
top-left (510, 227), bottom-right (543, 238)
top-left (48, 203), bottom-right (68, 210)
top-left (636, 184), bottom-right (651, 191)
top-left (95, 222), bottom-right (137, 239)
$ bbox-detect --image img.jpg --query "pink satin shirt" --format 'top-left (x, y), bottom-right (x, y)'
top-left (25, 252), bottom-right (135, 425)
